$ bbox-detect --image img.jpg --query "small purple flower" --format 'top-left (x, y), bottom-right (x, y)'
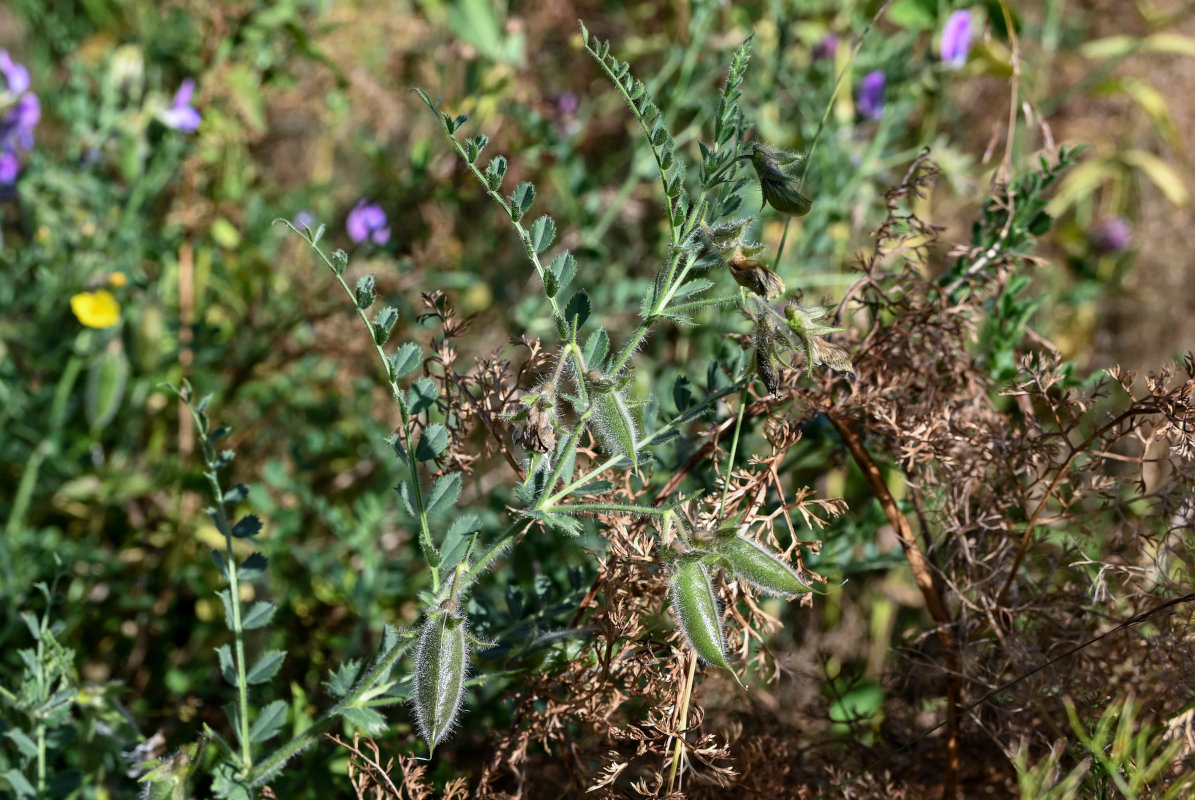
top-left (293, 210), bottom-right (315, 231)
top-left (0, 150), bottom-right (19, 184)
top-left (1089, 217), bottom-right (1132, 254)
top-left (160, 79), bottom-right (201, 133)
top-left (0, 49), bottom-right (39, 173)
top-left (813, 34), bottom-right (839, 61)
top-left (555, 91), bottom-right (579, 117)
top-left (0, 50), bottom-right (30, 95)
top-left (858, 71), bottom-right (886, 120)
top-left (941, 10), bottom-right (973, 69)
top-left (346, 200), bottom-right (390, 245)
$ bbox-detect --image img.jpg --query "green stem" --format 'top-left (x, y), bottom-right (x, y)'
top-left (191, 416), bottom-right (254, 769)
top-left (716, 382), bottom-right (751, 524)
top-left (545, 378), bottom-right (747, 506)
top-left (281, 222), bottom-right (441, 591)
top-left (3, 349), bottom-right (86, 586)
top-left (248, 634), bottom-right (415, 785)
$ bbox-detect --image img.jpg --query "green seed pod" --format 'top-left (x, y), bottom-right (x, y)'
top-left (589, 383), bottom-right (638, 468)
top-left (413, 604), bottom-right (469, 754)
top-left (669, 558), bottom-right (732, 672)
top-left (716, 535), bottom-right (810, 597)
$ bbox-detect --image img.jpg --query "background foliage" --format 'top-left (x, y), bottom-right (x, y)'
top-left (2, 0), bottom-right (1194, 798)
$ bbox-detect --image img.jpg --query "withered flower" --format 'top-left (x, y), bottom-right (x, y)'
top-left (729, 253), bottom-right (786, 299)
top-left (701, 221), bottom-right (786, 300)
top-left (745, 142), bottom-right (812, 217)
top-left (784, 303), bottom-right (855, 376)
top-left (508, 394), bottom-right (558, 453)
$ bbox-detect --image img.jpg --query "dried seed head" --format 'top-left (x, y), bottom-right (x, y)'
top-left (413, 606), bottom-right (470, 754)
top-left (756, 348), bottom-right (779, 396)
top-left (783, 303), bottom-right (854, 375)
top-left (510, 396), bottom-right (558, 453)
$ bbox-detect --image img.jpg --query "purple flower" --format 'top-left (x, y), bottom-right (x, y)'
top-left (858, 71), bottom-right (886, 120)
top-left (0, 150), bottom-right (18, 184)
top-left (1089, 217), bottom-right (1132, 254)
top-left (0, 51), bottom-right (30, 95)
top-left (160, 79), bottom-right (201, 133)
top-left (0, 50), bottom-right (39, 175)
top-left (813, 34), bottom-right (839, 61)
top-left (346, 200), bottom-right (390, 245)
top-left (941, 10), bottom-right (973, 68)
top-left (293, 210), bottom-right (315, 231)
top-left (555, 92), bottom-right (579, 116)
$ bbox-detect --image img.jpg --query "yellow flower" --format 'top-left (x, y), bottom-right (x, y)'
top-left (108, 271), bottom-right (128, 288)
top-left (71, 290), bottom-right (121, 329)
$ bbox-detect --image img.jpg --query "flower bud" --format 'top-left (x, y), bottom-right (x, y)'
top-left (747, 143), bottom-right (812, 217)
top-left (355, 274), bottom-right (375, 309)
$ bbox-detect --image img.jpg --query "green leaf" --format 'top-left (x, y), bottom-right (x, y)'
top-left (218, 589), bottom-right (235, 629)
top-left (248, 700), bottom-right (288, 745)
top-left (396, 479), bottom-right (416, 516)
top-left (324, 659), bottom-right (363, 699)
top-left (508, 182), bottom-right (535, 221)
top-left (241, 601), bottom-right (277, 631)
top-left (387, 342), bottom-right (422, 380)
top-left (672, 375), bottom-right (692, 412)
top-left (582, 328), bottom-right (609, 370)
top-left (440, 513), bottom-right (480, 572)
top-left (372, 306), bottom-right (399, 345)
top-left (407, 378), bottom-right (438, 414)
top-left (223, 483), bottom-right (250, 504)
top-left (564, 289), bottom-right (591, 332)
top-left (4, 728), bottom-right (38, 760)
top-left (212, 550), bottom-right (228, 580)
top-left (549, 251), bottom-right (577, 291)
top-left (571, 479), bottom-right (614, 496)
top-left (484, 155), bottom-right (507, 191)
top-left (2, 768), bottom-right (36, 799)
top-left (245, 650), bottom-right (286, 685)
top-left (523, 509), bottom-right (583, 536)
top-left (339, 706), bottom-right (388, 735)
top-left (230, 515), bottom-right (262, 539)
top-left (216, 644), bottom-right (236, 685)
top-left (464, 134), bottom-right (488, 162)
top-left (425, 472), bottom-right (462, 516)
top-left (240, 553), bottom-right (268, 581)
top-left (415, 424), bottom-right (449, 461)
top-left (670, 278), bottom-right (714, 300)
top-left (530, 215), bottom-right (557, 253)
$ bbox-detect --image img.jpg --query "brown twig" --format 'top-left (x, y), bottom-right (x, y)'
top-left (828, 411), bottom-right (961, 800)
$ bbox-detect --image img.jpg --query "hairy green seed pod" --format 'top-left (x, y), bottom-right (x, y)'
top-left (413, 605), bottom-right (469, 754)
top-left (669, 559), bottom-right (732, 671)
top-left (590, 385), bottom-right (638, 468)
top-left (716, 535), bottom-right (810, 597)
